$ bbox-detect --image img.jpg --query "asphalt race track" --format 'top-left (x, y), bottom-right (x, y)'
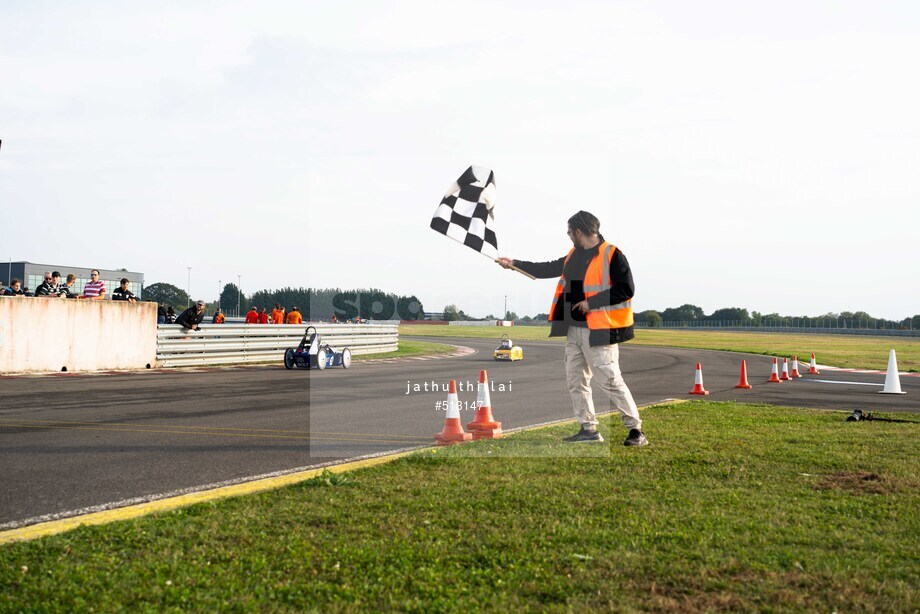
top-left (1, 336), bottom-right (917, 527)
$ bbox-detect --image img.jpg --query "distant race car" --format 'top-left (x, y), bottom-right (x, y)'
top-left (493, 334), bottom-right (523, 361)
top-left (284, 326), bottom-right (352, 370)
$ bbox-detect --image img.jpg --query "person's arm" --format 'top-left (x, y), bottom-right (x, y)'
top-left (585, 248), bottom-right (635, 310)
top-left (174, 308), bottom-right (192, 328)
top-left (499, 256), bottom-right (565, 279)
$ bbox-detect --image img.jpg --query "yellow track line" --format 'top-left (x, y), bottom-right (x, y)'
top-left (0, 399), bottom-right (685, 546)
top-left (0, 452), bottom-right (419, 546)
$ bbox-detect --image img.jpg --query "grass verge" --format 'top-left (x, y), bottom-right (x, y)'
top-left (400, 325), bottom-right (920, 371)
top-left (355, 339), bottom-right (457, 361)
top-left (2, 402), bottom-right (917, 611)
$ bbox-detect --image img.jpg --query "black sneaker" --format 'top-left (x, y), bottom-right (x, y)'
top-left (563, 427), bottom-right (605, 443)
top-left (624, 429), bottom-right (648, 447)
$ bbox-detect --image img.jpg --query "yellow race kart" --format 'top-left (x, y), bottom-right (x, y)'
top-left (493, 334), bottom-right (523, 361)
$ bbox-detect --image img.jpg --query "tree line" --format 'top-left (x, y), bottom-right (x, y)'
top-left (635, 304), bottom-right (920, 330)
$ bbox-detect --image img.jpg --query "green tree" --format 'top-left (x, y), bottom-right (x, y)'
top-left (220, 283), bottom-right (246, 315)
top-left (143, 282), bottom-right (189, 309)
top-left (661, 304), bottom-right (705, 322)
top-left (708, 307), bottom-right (751, 323)
top-left (443, 304), bottom-right (459, 321)
top-left (644, 310), bottom-right (663, 327)
top-left (504, 311), bottom-right (518, 321)
top-left (533, 313), bottom-right (549, 321)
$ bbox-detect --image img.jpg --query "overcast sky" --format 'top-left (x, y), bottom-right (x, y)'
top-left (2, 1), bottom-right (918, 319)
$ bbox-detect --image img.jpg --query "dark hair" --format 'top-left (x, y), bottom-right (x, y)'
top-left (11, 278), bottom-right (21, 286)
top-left (120, 278), bottom-right (129, 285)
top-left (66, 274), bottom-right (76, 283)
top-left (567, 210), bottom-right (600, 236)
top-left (52, 271), bottom-right (61, 278)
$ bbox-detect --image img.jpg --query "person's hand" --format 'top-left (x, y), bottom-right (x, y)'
top-left (496, 257), bottom-right (515, 269)
top-left (573, 300), bottom-right (590, 314)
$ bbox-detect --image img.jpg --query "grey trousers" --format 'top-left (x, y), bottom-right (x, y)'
top-left (565, 327), bottom-right (642, 431)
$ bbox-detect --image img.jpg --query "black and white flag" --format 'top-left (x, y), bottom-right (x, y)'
top-left (430, 165), bottom-right (498, 259)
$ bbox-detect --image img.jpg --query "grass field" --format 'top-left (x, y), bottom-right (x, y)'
top-left (2, 402), bottom-right (917, 611)
top-left (355, 339), bottom-right (456, 361)
top-left (400, 325), bottom-right (920, 372)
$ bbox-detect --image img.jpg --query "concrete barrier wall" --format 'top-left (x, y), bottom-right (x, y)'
top-left (0, 297), bottom-right (157, 374)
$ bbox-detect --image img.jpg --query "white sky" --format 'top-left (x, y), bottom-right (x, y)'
top-left (1, 1), bottom-right (918, 319)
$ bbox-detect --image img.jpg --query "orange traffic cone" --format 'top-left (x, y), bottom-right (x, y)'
top-left (808, 353), bottom-right (820, 374)
top-left (467, 370), bottom-right (502, 439)
top-left (779, 358), bottom-right (791, 381)
top-left (790, 356), bottom-right (802, 378)
top-left (768, 358), bottom-right (783, 383)
top-left (689, 363), bottom-right (710, 395)
top-left (435, 380), bottom-right (473, 445)
top-left (735, 360), bottom-right (752, 389)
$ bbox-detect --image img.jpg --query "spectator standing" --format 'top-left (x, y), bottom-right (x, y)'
top-left (271, 304), bottom-right (286, 325)
top-left (157, 303), bottom-right (168, 324)
top-left (166, 306), bottom-right (176, 323)
top-left (285, 306), bottom-right (303, 325)
top-left (6, 279), bottom-right (26, 296)
top-left (111, 278), bottom-right (138, 303)
top-left (257, 307), bottom-right (269, 324)
top-left (245, 306), bottom-right (259, 324)
top-left (331, 313), bottom-right (338, 323)
top-left (81, 270), bottom-right (106, 300)
top-left (175, 300), bottom-right (207, 331)
top-left (212, 308), bottom-right (225, 324)
top-left (34, 271), bottom-right (62, 297)
top-left (61, 274), bottom-right (78, 298)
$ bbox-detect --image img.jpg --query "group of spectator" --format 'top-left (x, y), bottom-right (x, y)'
top-left (243, 304), bottom-right (303, 324)
top-left (153, 302), bottom-right (307, 330)
top-left (1, 270), bottom-right (138, 302)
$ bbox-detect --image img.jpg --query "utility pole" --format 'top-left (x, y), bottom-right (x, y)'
top-left (237, 274), bottom-right (242, 316)
top-left (504, 295), bottom-right (507, 321)
top-left (218, 280), bottom-right (221, 311)
top-left (187, 267), bottom-right (192, 307)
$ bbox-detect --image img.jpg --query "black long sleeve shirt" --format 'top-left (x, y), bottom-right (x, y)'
top-left (175, 307), bottom-right (205, 329)
top-left (515, 235), bottom-right (635, 346)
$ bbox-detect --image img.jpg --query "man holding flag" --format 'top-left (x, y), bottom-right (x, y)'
top-left (497, 211), bottom-right (647, 447)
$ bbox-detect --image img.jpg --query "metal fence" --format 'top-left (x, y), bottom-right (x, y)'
top-left (156, 323), bottom-right (399, 367)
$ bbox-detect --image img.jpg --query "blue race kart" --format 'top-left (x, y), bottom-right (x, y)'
top-left (284, 326), bottom-right (352, 370)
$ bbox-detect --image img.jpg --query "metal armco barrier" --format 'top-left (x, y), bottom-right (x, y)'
top-left (156, 324), bottom-right (398, 367)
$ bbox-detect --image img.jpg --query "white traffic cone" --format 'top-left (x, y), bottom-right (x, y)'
top-left (879, 349), bottom-right (906, 395)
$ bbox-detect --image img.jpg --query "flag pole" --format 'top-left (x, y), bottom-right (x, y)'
top-left (477, 251), bottom-right (536, 280)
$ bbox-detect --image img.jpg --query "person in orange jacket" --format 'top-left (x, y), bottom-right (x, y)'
top-left (211, 308), bottom-right (225, 324)
top-left (245, 306), bottom-right (259, 324)
top-left (257, 307), bottom-right (269, 324)
top-left (285, 306), bottom-right (303, 325)
top-left (271, 303), bottom-right (286, 325)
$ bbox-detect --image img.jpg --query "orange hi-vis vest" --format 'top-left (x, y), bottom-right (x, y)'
top-left (549, 241), bottom-right (634, 331)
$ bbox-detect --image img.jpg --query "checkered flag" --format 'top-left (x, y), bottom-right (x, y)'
top-left (430, 165), bottom-right (498, 259)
